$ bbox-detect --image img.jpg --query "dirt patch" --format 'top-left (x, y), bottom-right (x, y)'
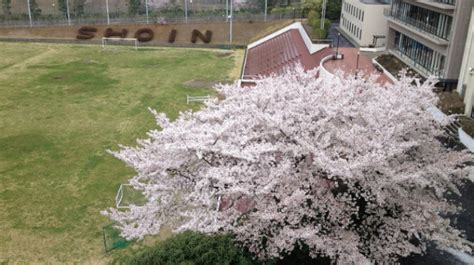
top-left (376, 54), bottom-right (423, 81)
top-left (435, 90), bottom-right (465, 115)
top-left (459, 116), bottom-right (474, 137)
top-left (215, 52), bottom-right (233, 58)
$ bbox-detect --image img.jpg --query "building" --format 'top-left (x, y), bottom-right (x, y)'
top-left (339, 0), bottom-right (391, 47)
top-left (457, 4), bottom-right (474, 117)
top-left (385, 0), bottom-right (473, 81)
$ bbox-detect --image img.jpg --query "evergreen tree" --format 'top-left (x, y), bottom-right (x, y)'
top-left (72, 0), bottom-right (85, 17)
top-left (128, 0), bottom-right (141, 15)
top-left (1, 0), bottom-right (11, 16)
top-left (29, 0), bottom-right (42, 18)
top-left (57, 0), bottom-right (68, 16)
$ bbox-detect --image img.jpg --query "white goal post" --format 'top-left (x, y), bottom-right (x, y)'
top-left (102, 37), bottom-right (139, 51)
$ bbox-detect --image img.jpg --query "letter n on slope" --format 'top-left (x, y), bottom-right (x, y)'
top-left (191, 30), bottom-right (212, 44)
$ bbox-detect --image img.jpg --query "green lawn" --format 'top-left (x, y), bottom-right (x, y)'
top-left (0, 42), bottom-right (240, 263)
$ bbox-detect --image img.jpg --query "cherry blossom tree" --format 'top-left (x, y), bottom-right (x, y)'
top-left (103, 67), bottom-right (473, 263)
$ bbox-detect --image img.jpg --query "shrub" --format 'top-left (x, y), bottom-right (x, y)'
top-left (134, 28), bottom-right (154, 42)
top-left (113, 231), bottom-right (257, 265)
top-left (307, 9), bottom-right (320, 27)
top-left (191, 30), bottom-right (212, 44)
top-left (76, 26), bottom-right (97, 40)
top-left (168, 29), bottom-right (177, 43)
top-left (312, 27), bottom-right (327, 39)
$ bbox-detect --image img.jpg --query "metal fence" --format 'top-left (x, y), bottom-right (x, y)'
top-left (0, 0), bottom-right (306, 27)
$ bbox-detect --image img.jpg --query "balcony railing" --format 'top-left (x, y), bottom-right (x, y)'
top-left (430, 0), bottom-right (455, 5)
top-left (390, 47), bottom-right (445, 78)
top-left (385, 10), bottom-right (450, 41)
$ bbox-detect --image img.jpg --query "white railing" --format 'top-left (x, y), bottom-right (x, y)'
top-left (187, 95), bottom-right (211, 104)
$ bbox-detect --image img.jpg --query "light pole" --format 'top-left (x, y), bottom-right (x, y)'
top-left (355, 50), bottom-right (360, 77)
top-left (145, 0), bottom-right (149, 24)
top-left (105, 0), bottom-right (110, 24)
top-left (229, 0), bottom-right (233, 44)
top-left (335, 32), bottom-right (341, 59)
top-left (27, 0), bottom-right (33, 27)
top-left (320, 0), bottom-right (327, 30)
top-left (65, 0), bottom-right (71, 25)
top-left (264, 0), bottom-right (267, 22)
top-left (184, 0), bottom-right (188, 23)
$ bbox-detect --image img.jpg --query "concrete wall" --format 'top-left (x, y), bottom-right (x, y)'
top-left (340, 0), bottom-right (389, 47)
top-left (457, 5), bottom-right (474, 117)
top-left (444, 0), bottom-right (473, 79)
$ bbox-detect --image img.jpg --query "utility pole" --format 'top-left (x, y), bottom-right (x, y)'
top-left (184, 0), bottom-right (188, 23)
top-left (105, 0), bottom-right (110, 24)
top-left (66, 0), bottom-right (71, 25)
top-left (145, 0), bottom-right (149, 24)
top-left (229, 0), bottom-right (233, 44)
top-left (321, 0), bottom-right (327, 30)
top-left (264, 0), bottom-right (267, 22)
top-left (27, 0), bottom-right (33, 27)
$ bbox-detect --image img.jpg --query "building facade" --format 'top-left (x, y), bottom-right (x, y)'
top-left (385, 0), bottom-right (473, 80)
top-left (340, 0), bottom-right (391, 47)
top-left (457, 4), bottom-right (474, 117)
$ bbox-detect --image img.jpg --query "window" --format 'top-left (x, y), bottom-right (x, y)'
top-left (391, 0), bottom-right (453, 40)
top-left (393, 31), bottom-right (446, 75)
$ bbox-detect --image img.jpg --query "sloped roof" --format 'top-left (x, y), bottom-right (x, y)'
top-left (241, 23), bottom-right (331, 81)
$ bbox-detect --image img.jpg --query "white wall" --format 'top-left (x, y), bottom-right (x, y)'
top-left (457, 6), bottom-right (474, 117)
top-left (340, 0), bottom-right (389, 47)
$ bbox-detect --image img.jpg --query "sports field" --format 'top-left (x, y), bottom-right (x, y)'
top-left (0, 42), bottom-right (242, 263)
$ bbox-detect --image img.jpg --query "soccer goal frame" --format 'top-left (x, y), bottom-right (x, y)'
top-left (102, 37), bottom-right (139, 51)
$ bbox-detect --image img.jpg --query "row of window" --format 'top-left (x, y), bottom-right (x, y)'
top-left (393, 31), bottom-right (445, 76)
top-left (341, 16), bottom-right (362, 40)
top-left (434, 0), bottom-right (455, 5)
top-left (342, 1), bottom-right (364, 22)
top-left (391, 0), bottom-right (452, 40)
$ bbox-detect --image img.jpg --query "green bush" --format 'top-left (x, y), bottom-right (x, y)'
top-left (312, 27), bottom-right (327, 39)
top-left (307, 9), bottom-right (320, 27)
top-left (112, 231), bottom-right (258, 265)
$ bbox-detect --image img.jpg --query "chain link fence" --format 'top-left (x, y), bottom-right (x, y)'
top-left (0, 0), bottom-right (307, 27)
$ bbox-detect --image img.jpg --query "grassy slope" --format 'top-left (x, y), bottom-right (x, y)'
top-left (0, 42), bottom-right (238, 263)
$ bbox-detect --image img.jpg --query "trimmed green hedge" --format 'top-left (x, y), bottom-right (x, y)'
top-left (111, 231), bottom-right (257, 265)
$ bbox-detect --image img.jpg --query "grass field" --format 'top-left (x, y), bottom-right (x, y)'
top-left (0, 42), bottom-right (242, 263)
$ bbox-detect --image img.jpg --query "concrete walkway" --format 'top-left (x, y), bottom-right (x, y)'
top-left (328, 23), bottom-right (354, 48)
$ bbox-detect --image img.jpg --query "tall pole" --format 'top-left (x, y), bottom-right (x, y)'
top-left (321, 0), bottom-right (327, 30)
top-left (105, 0), bottom-right (110, 24)
top-left (336, 32), bottom-right (340, 57)
top-left (184, 0), bottom-right (188, 23)
top-left (145, 0), bottom-right (149, 24)
top-left (65, 0), bottom-right (71, 25)
top-left (229, 0), bottom-right (233, 44)
top-left (355, 50), bottom-right (360, 77)
top-left (264, 0), bottom-right (267, 22)
top-left (226, 0), bottom-right (228, 22)
top-left (27, 0), bottom-right (33, 27)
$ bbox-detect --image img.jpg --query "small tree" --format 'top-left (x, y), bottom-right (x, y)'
top-left (57, 0), bottom-right (68, 16)
top-left (72, 0), bottom-right (85, 17)
top-left (103, 67), bottom-right (473, 263)
top-left (1, 0), bottom-right (11, 16)
top-left (128, 0), bottom-right (141, 15)
top-left (29, 0), bottom-right (42, 18)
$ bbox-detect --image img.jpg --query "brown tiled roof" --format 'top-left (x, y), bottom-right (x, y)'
top-left (243, 29), bottom-right (331, 79)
